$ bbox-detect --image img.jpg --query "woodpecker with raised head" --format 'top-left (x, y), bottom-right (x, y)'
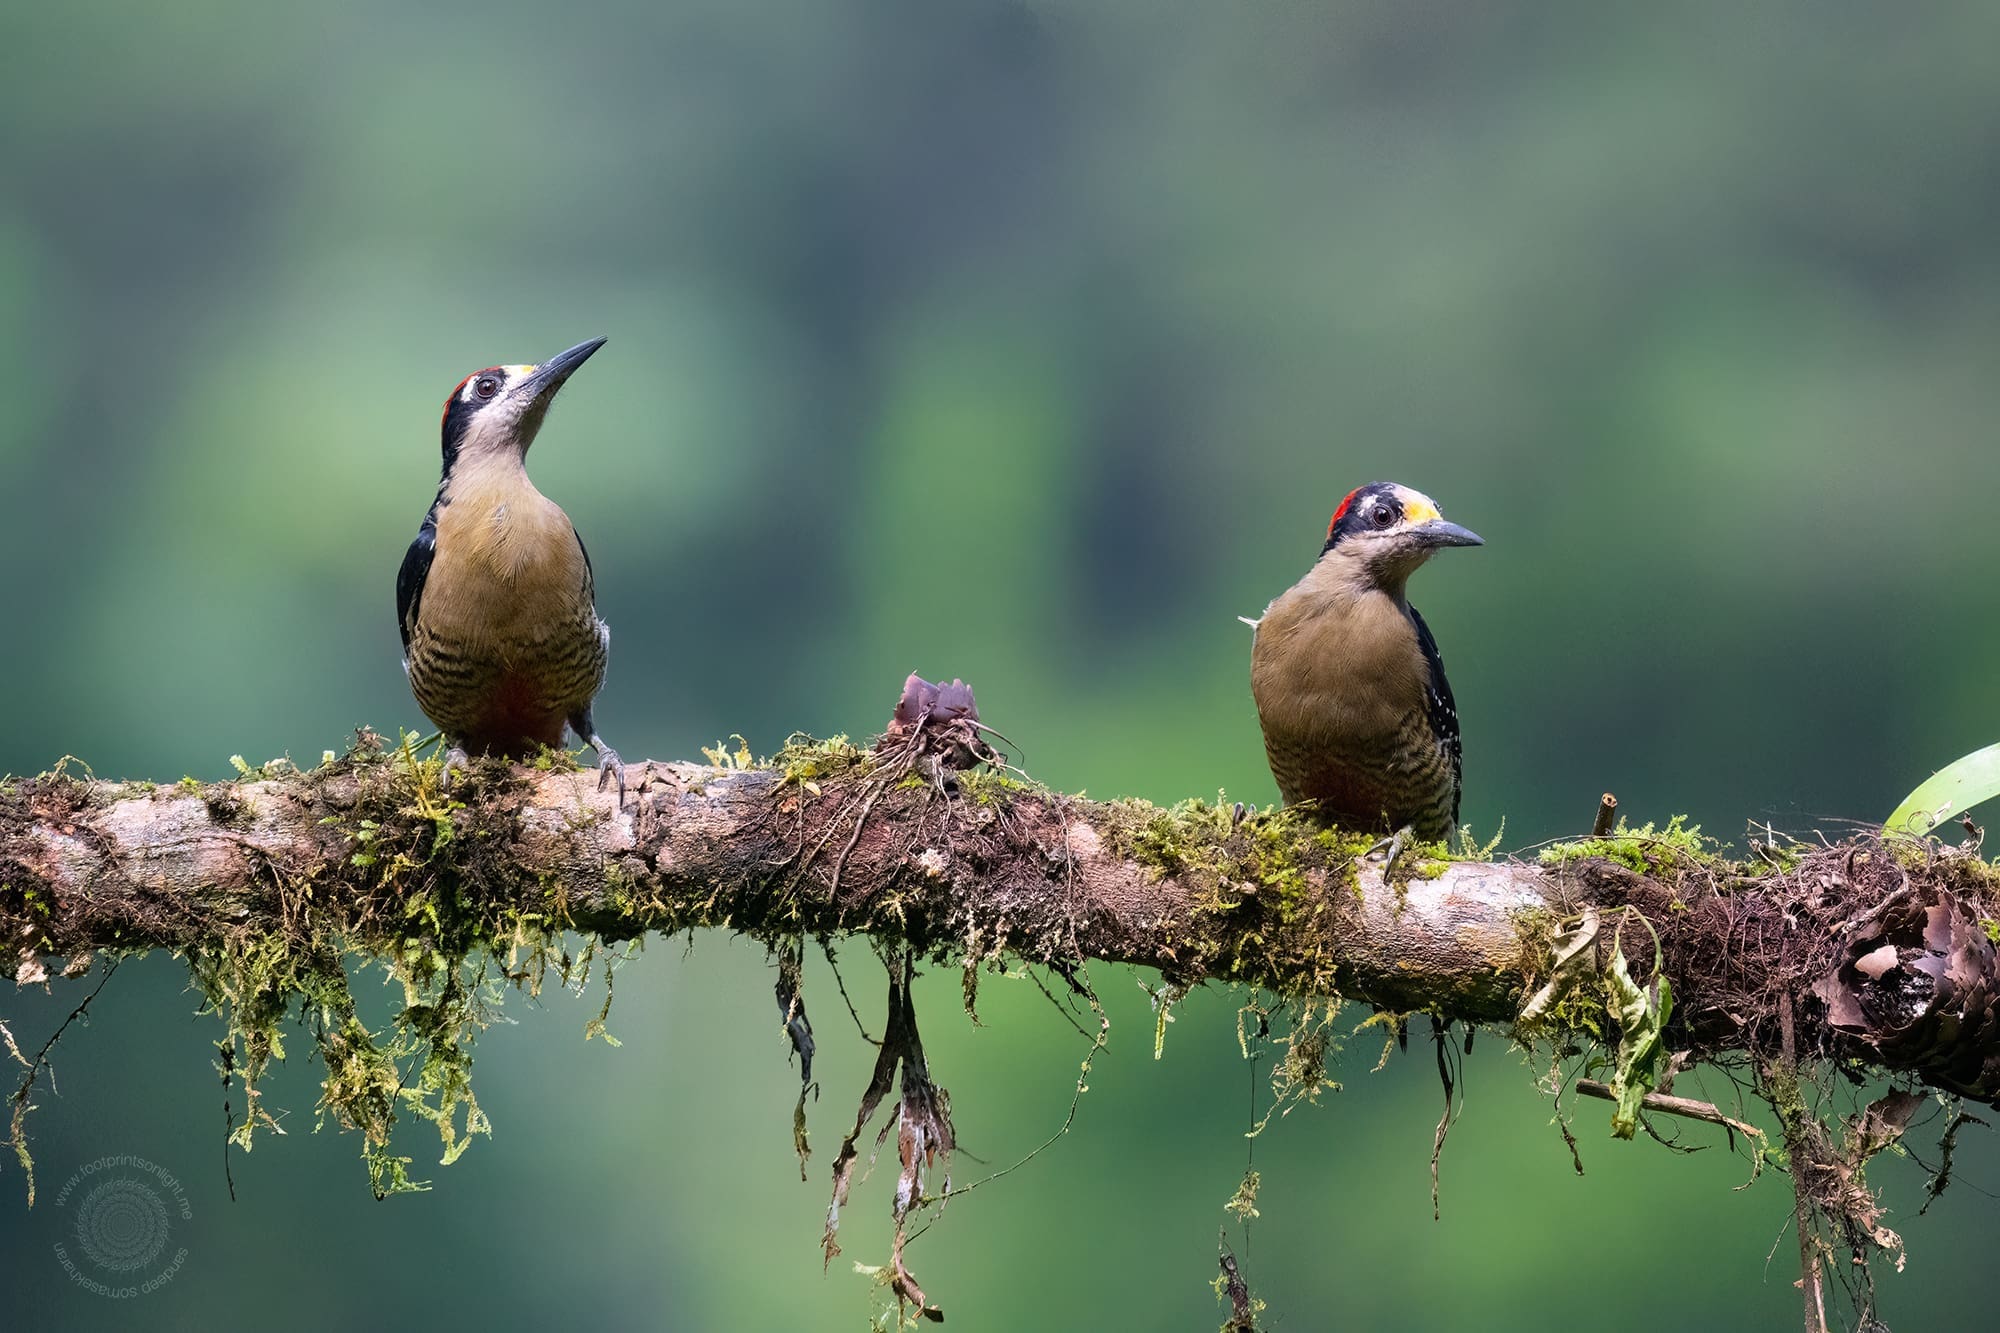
top-left (397, 337), bottom-right (624, 799)
top-left (1248, 482), bottom-right (1481, 860)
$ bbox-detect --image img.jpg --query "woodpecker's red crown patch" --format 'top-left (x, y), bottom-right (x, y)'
top-left (1327, 487), bottom-right (1366, 539)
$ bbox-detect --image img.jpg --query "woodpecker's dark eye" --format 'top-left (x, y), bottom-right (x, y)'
top-left (475, 376), bottom-right (500, 399)
top-left (1371, 504), bottom-right (1397, 529)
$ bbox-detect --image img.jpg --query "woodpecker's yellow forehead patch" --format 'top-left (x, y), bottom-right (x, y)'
top-left (506, 364), bottom-right (536, 379)
top-left (1393, 487), bottom-right (1442, 524)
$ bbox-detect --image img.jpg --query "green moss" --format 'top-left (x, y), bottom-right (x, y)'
top-left (1223, 1167), bottom-right (1261, 1222)
top-left (0, 740), bottom-right (604, 1201)
top-left (1763, 1055), bottom-right (1811, 1180)
top-left (1537, 815), bottom-right (1713, 874)
top-left (954, 767), bottom-right (1041, 805)
top-left (226, 754), bottom-right (304, 782)
top-left (1510, 906), bottom-right (1608, 1047)
top-left (1242, 816), bottom-right (1312, 903)
top-left (1096, 797), bottom-right (1379, 990)
top-left (699, 734), bottom-right (759, 770)
top-left (601, 862), bottom-right (642, 919)
top-left (1116, 796), bottom-right (1231, 876)
top-left (1447, 821), bottom-right (1507, 861)
top-left (174, 732), bottom-right (595, 1198)
top-left (1747, 840), bottom-right (1805, 873)
top-left (773, 732), bottom-right (864, 786)
top-left (1540, 983), bottom-right (1609, 1043)
top-left (528, 745), bottom-right (582, 773)
top-left (1403, 856), bottom-right (1450, 881)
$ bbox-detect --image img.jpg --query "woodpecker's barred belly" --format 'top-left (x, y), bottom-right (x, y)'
top-left (1252, 594), bottom-right (1460, 839)
top-left (406, 600), bottom-right (607, 755)
top-left (398, 452), bottom-right (608, 757)
top-left (1259, 710), bottom-right (1458, 841)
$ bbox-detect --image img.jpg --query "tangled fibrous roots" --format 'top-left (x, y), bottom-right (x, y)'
top-left (1550, 833), bottom-right (1996, 1322)
top-left (822, 950), bottom-right (954, 1323)
top-left (1811, 845), bottom-right (2000, 1102)
top-left (1605, 834), bottom-right (2000, 1103)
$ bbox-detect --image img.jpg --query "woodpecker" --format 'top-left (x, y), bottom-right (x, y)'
top-left (396, 337), bottom-right (624, 799)
top-left (1248, 482), bottom-right (1481, 858)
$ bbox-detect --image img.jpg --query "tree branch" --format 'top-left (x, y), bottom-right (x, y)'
top-left (7, 728), bottom-right (1999, 1326)
top-left (1571, 1077), bottom-right (1763, 1143)
top-left (3, 735), bottom-right (1996, 1104)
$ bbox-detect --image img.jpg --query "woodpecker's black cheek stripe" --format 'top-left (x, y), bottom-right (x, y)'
top-left (439, 398), bottom-right (475, 475)
top-left (437, 373), bottom-right (495, 474)
top-left (439, 375), bottom-right (475, 445)
top-left (437, 366), bottom-right (513, 471)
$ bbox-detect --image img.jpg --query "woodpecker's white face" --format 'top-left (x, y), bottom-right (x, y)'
top-left (439, 337), bottom-right (606, 469)
top-left (1320, 481), bottom-right (1482, 586)
top-left (455, 365), bottom-right (538, 407)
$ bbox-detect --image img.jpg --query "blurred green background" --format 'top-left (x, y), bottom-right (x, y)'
top-left (4, 1), bottom-right (1998, 1328)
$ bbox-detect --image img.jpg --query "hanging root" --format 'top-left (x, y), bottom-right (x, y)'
top-left (822, 949), bottom-right (955, 1324)
top-left (775, 942), bottom-right (817, 1179)
top-left (1215, 1233), bottom-right (1264, 1333)
top-left (1429, 1015), bottom-right (1461, 1221)
top-left (6, 958), bottom-right (120, 1205)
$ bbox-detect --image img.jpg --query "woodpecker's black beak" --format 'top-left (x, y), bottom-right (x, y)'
top-left (1412, 519), bottom-right (1484, 549)
top-left (514, 336), bottom-right (607, 406)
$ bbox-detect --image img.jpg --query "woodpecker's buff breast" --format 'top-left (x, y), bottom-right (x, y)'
top-left (1249, 482), bottom-right (1480, 840)
top-left (397, 340), bottom-right (615, 763)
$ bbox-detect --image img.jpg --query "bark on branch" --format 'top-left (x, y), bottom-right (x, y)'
top-left (3, 735), bottom-right (1997, 1105)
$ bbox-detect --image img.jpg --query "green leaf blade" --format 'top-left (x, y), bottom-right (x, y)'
top-left (1887, 743), bottom-right (2000, 836)
top-left (1605, 942), bottom-right (1672, 1141)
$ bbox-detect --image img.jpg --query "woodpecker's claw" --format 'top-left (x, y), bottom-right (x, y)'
top-left (591, 739), bottom-right (627, 809)
top-left (1365, 825), bottom-right (1413, 878)
top-left (436, 745), bottom-right (470, 791)
top-left (1231, 801), bottom-right (1251, 828)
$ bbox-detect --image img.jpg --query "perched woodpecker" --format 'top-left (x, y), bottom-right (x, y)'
top-left (396, 337), bottom-right (624, 798)
top-left (1248, 482), bottom-right (1481, 855)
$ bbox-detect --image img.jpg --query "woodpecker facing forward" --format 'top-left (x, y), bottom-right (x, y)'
top-left (396, 337), bottom-right (623, 798)
top-left (1249, 482), bottom-right (1481, 849)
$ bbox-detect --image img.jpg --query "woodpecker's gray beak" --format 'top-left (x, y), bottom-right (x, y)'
top-left (1412, 519), bottom-right (1484, 548)
top-left (515, 336), bottom-right (607, 406)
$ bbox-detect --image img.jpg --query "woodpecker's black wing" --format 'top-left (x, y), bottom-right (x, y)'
top-left (573, 525), bottom-right (596, 607)
top-left (396, 510), bottom-right (439, 653)
top-left (1408, 605), bottom-right (1463, 824)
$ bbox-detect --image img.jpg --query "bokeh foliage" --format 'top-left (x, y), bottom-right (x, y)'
top-left (3, 2), bottom-right (1998, 1329)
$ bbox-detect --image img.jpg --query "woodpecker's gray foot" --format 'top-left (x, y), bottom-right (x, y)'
top-left (1365, 825), bottom-right (1414, 878)
top-left (568, 707), bottom-right (625, 808)
top-left (1231, 801), bottom-right (1251, 827)
top-left (436, 745), bottom-right (470, 791)
top-left (590, 736), bottom-right (626, 808)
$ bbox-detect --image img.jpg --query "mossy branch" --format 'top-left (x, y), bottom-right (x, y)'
top-left (7, 731), bottom-right (1999, 1326)
top-left (3, 736), bottom-right (1997, 1102)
